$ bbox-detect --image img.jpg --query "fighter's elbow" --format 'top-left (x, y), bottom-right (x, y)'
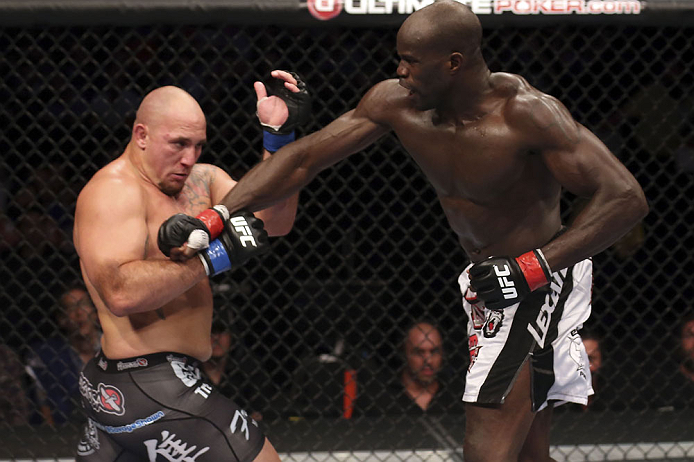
top-left (619, 181), bottom-right (649, 223)
top-left (628, 184), bottom-right (649, 220)
top-left (103, 291), bottom-right (136, 317)
top-left (264, 214), bottom-right (296, 237)
top-left (267, 223), bottom-right (293, 237)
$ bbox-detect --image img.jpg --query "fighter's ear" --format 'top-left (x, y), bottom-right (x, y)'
top-left (133, 123), bottom-right (148, 149)
top-left (449, 52), bottom-right (464, 73)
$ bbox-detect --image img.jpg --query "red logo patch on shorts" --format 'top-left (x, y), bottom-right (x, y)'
top-left (465, 289), bottom-right (486, 330)
top-left (483, 310), bottom-right (504, 338)
top-left (468, 334), bottom-right (482, 371)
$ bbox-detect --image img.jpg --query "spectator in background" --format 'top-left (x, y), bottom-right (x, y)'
top-left (643, 312), bottom-right (694, 411)
top-left (11, 208), bottom-right (76, 294)
top-left (0, 344), bottom-right (31, 426)
top-left (363, 321), bottom-right (464, 416)
top-left (26, 283), bottom-right (101, 425)
top-left (202, 313), bottom-right (271, 422)
top-left (580, 330), bottom-right (603, 410)
top-left (13, 162), bottom-right (76, 233)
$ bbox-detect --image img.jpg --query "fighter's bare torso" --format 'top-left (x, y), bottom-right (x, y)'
top-left (366, 73), bottom-right (569, 261)
top-left (75, 159), bottom-right (220, 361)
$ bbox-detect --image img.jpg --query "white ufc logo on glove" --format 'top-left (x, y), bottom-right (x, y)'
top-left (230, 217), bottom-right (257, 247)
top-left (494, 265), bottom-right (518, 299)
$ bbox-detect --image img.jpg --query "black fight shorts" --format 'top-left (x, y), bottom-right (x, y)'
top-left (75, 351), bottom-right (265, 461)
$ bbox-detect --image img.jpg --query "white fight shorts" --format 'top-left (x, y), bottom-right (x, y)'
top-left (459, 258), bottom-right (594, 411)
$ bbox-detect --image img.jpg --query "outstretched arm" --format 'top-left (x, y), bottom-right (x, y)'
top-left (219, 95), bottom-right (392, 214)
top-left (161, 81), bottom-right (394, 260)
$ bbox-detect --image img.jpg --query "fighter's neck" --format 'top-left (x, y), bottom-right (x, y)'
top-left (436, 68), bottom-right (495, 124)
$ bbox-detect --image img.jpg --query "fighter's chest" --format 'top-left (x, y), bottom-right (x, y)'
top-left (144, 182), bottom-right (212, 252)
top-left (395, 117), bottom-right (527, 197)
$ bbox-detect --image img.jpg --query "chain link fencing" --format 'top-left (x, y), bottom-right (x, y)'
top-left (1, 8), bottom-right (693, 461)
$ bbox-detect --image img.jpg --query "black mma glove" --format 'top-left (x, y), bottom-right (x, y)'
top-left (260, 71), bottom-right (311, 152)
top-left (198, 211), bottom-right (270, 277)
top-left (158, 205), bottom-right (230, 257)
top-left (468, 250), bottom-right (552, 311)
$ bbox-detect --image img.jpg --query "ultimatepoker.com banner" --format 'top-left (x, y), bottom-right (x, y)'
top-left (306, 0), bottom-right (643, 20)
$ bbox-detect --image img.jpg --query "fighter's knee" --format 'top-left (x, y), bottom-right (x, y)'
top-left (518, 452), bottom-right (557, 462)
top-left (252, 438), bottom-right (281, 462)
top-left (464, 437), bottom-right (516, 462)
top-left (463, 438), bottom-right (499, 462)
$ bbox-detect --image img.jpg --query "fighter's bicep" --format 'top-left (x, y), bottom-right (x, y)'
top-left (525, 93), bottom-right (581, 147)
top-left (541, 125), bottom-right (626, 198)
top-left (512, 94), bottom-right (611, 197)
top-left (296, 109), bottom-right (389, 171)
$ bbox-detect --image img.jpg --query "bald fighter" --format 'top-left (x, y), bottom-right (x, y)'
top-left (159, 3), bottom-right (648, 461)
top-left (73, 72), bottom-right (308, 461)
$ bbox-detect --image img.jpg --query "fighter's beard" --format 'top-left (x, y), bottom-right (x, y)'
top-left (160, 182), bottom-right (185, 197)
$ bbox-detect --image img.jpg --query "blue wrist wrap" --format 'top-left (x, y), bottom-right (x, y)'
top-left (263, 131), bottom-right (295, 153)
top-left (205, 239), bottom-right (232, 276)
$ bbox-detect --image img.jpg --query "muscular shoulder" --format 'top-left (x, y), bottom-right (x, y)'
top-left (74, 160), bottom-right (147, 249)
top-left (499, 73), bottom-right (581, 151)
top-left (357, 79), bottom-right (410, 125)
top-left (77, 160), bottom-right (144, 212)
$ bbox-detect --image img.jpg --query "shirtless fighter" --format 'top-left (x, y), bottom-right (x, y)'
top-left (73, 71), bottom-right (308, 461)
top-left (159, 3), bottom-right (648, 461)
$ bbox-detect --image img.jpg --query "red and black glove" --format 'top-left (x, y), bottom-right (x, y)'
top-left (157, 205), bottom-right (230, 257)
top-left (468, 250), bottom-right (552, 311)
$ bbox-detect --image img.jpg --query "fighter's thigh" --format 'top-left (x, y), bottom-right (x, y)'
top-left (134, 392), bottom-right (266, 461)
top-left (463, 360), bottom-right (537, 462)
top-left (519, 405), bottom-right (556, 462)
top-left (88, 391), bottom-right (267, 461)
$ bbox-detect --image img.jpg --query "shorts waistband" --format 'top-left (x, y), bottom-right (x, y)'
top-left (94, 350), bottom-right (200, 373)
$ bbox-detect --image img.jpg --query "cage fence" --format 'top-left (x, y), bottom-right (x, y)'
top-left (0, 3), bottom-right (693, 461)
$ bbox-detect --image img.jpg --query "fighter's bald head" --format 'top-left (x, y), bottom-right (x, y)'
top-left (399, 1), bottom-right (482, 58)
top-left (129, 86), bottom-right (207, 196)
top-left (135, 86), bottom-right (205, 131)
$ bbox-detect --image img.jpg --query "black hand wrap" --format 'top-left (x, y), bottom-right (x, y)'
top-left (263, 71), bottom-right (311, 135)
top-left (157, 214), bottom-right (209, 257)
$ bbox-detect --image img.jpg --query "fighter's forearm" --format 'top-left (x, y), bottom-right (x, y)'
top-left (221, 140), bottom-right (314, 214)
top-left (99, 258), bottom-right (206, 317)
top-left (221, 107), bottom-right (389, 214)
top-left (256, 191), bottom-right (299, 237)
top-left (252, 149), bottom-right (300, 236)
top-left (542, 184), bottom-right (648, 271)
